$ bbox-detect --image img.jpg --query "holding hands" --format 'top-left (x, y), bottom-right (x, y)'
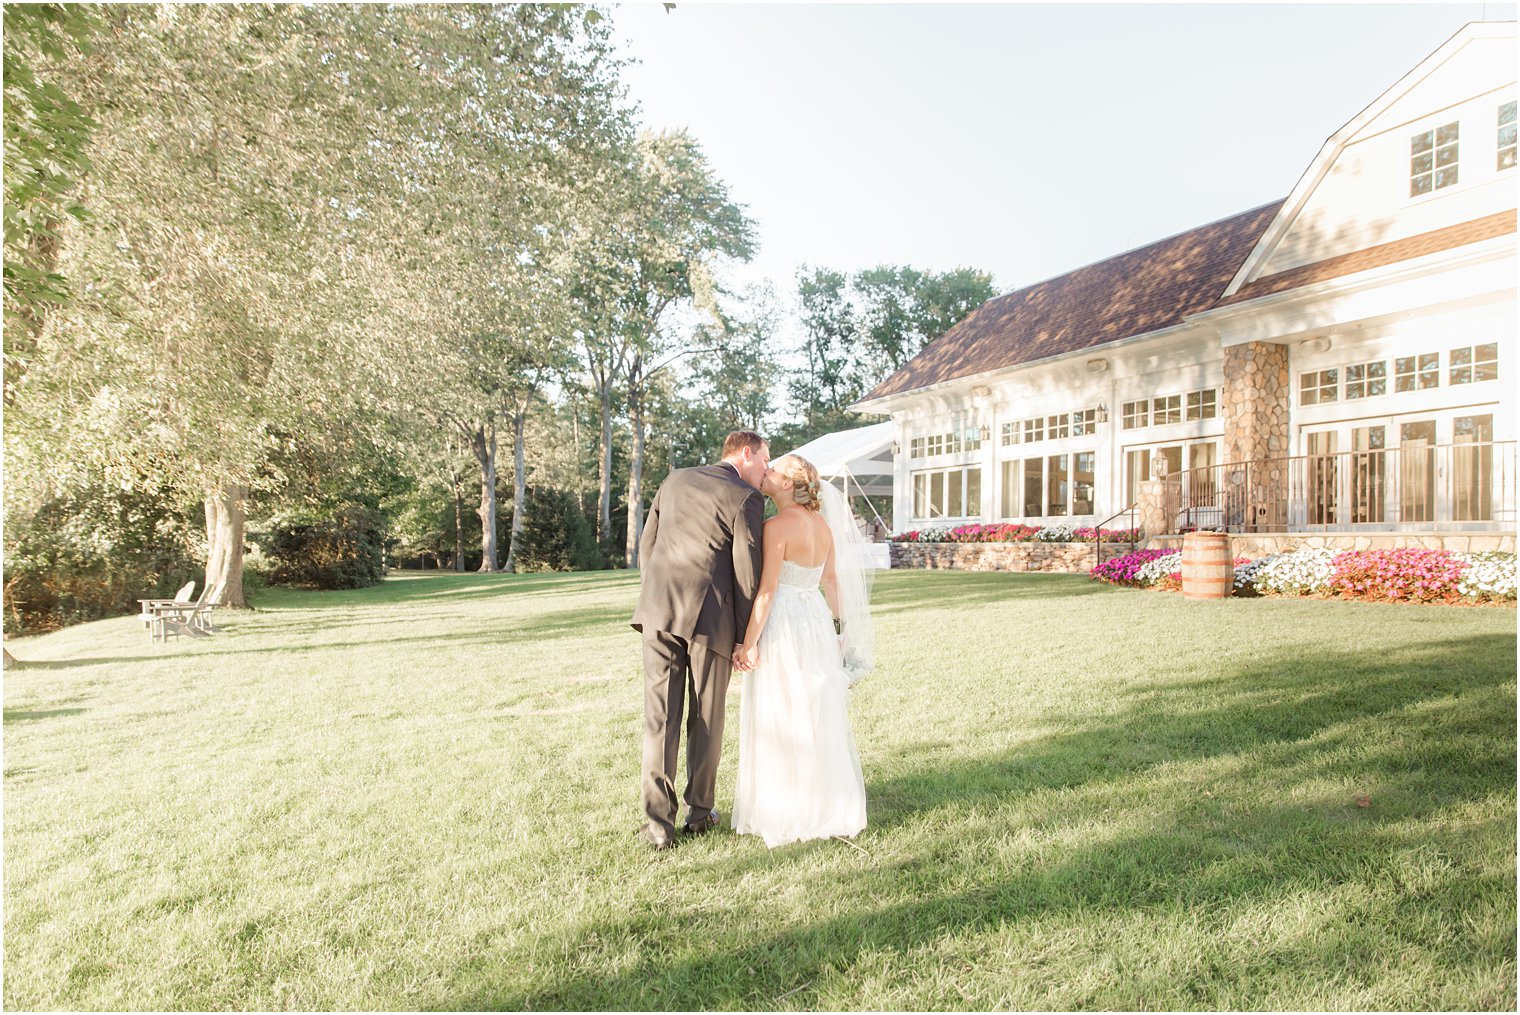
top-left (733, 641), bottom-right (760, 672)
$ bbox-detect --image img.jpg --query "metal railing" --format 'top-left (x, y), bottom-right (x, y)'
top-left (1091, 501), bottom-right (1140, 569)
top-left (1173, 441), bottom-right (1517, 533)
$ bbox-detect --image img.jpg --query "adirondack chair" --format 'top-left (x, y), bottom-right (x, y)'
top-left (138, 581), bottom-right (216, 643)
top-left (154, 585), bottom-right (217, 642)
top-left (139, 581), bottom-right (195, 643)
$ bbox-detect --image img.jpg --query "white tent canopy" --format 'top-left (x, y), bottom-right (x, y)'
top-left (782, 421), bottom-right (895, 496)
top-left (781, 422), bottom-right (896, 548)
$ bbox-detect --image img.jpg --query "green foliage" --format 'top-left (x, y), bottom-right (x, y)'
top-left (2, 480), bottom-right (202, 634)
top-left (513, 486), bottom-right (602, 573)
top-left (789, 264), bottom-right (995, 420)
top-left (2, 3), bottom-right (98, 398)
top-left (259, 506), bottom-right (388, 591)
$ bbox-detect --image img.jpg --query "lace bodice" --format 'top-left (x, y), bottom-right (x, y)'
top-left (777, 559), bottom-right (825, 589)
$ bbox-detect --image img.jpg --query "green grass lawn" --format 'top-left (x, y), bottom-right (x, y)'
top-left (4, 570), bottom-right (1515, 1010)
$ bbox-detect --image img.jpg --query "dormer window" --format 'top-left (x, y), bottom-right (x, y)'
top-left (1499, 101), bottom-right (1516, 171)
top-left (1410, 121), bottom-right (1459, 196)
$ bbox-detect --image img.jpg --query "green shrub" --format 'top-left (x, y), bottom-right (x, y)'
top-left (511, 486), bottom-right (602, 573)
top-left (3, 484), bottom-right (203, 634)
top-left (260, 505), bottom-right (388, 590)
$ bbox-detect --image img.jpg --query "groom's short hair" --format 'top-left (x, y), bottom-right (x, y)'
top-left (721, 430), bottom-right (766, 458)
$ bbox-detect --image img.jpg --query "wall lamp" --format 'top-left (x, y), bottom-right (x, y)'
top-left (1095, 402), bottom-right (1110, 423)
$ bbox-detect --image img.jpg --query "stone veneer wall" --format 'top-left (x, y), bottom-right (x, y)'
top-left (1148, 532), bottom-right (1516, 556)
top-left (1221, 341), bottom-right (1290, 531)
top-left (890, 541), bottom-right (1132, 573)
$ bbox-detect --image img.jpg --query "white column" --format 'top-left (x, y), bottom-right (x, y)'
top-left (892, 415), bottom-right (909, 532)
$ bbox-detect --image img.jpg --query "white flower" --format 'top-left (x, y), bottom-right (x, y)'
top-left (1235, 548), bottom-right (1337, 595)
top-left (1133, 550), bottom-right (1182, 586)
top-left (1453, 551), bottom-right (1517, 600)
top-left (1035, 523), bottom-right (1078, 542)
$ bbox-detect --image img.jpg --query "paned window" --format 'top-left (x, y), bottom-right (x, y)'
top-left (1000, 421), bottom-right (1018, 446)
top-left (1345, 361), bottom-right (1387, 399)
top-left (1046, 413), bottom-right (1070, 440)
top-left (1072, 408), bottom-right (1097, 436)
top-left (1300, 369), bottom-right (1338, 405)
top-left (1185, 388), bottom-right (1217, 421)
top-left (1122, 399), bottom-right (1148, 430)
top-left (1072, 452), bottom-right (1096, 515)
top-left (911, 466), bottom-right (982, 519)
top-left (1152, 394), bottom-right (1182, 425)
top-left (1500, 101), bottom-right (1517, 171)
top-left (1046, 454), bottom-right (1069, 517)
top-left (1022, 459), bottom-right (1044, 517)
top-left (1022, 417), bottom-right (1044, 444)
top-left (1395, 353), bottom-right (1439, 392)
top-left (1002, 453), bottom-right (1094, 518)
top-left (1410, 121), bottom-right (1459, 196)
top-left (1450, 343), bottom-right (1498, 385)
top-left (910, 426), bottom-right (980, 459)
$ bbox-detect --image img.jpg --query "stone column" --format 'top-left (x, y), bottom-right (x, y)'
top-left (1221, 342), bottom-right (1290, 532)
top-left (1138, 478), bottom-right (1181, 542)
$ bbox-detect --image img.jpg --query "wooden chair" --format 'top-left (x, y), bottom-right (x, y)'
top-left (139, 581), bottom-right (195, 643)
top-left (155, 586), bottom-right (216, 642)
top-left (139, 582), bottom-right (217, 643)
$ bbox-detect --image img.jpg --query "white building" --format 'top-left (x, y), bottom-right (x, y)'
top-left (854, 22), bottom-right (1517, 543)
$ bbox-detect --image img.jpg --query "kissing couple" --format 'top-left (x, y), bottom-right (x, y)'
top-left (631, 430), bottom-right (876, 850)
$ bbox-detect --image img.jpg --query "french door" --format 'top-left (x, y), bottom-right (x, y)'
top-left (1298, 412), bottom-right (1499, 530)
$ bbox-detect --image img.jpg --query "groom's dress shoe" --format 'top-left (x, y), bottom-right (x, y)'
top-left (635, 825), bottom-right (674, 851)
top-left (682, 810), bottom-right (721, 835)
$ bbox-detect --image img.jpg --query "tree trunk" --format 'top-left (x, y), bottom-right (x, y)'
top-left (449, 462), bottom-right (467, 572)
top-left (470, 423), bottom-right (500, 573)
top-left (625, 375), bottom-right (646, 569)
top-left (597, 381), bottom-right (613, 545)
top-left (204, 482), bottom-right (250, 609)
top-left (503, 407), bottom-right (527, 574)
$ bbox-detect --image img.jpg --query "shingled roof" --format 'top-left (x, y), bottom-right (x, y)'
top-left (858, 200), bottom-right (1284, 403)
top-left (1219, 209), bottom-right (1517, 305)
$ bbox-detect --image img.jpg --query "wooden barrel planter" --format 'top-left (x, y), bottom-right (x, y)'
top-left (1181, 531), bottom-right (1234, 600)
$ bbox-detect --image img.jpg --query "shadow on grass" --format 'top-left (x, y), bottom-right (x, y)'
top-left (4, 707), bottom-right (88, 723)
top-left (456, 633), bottom-right (1517, 1010)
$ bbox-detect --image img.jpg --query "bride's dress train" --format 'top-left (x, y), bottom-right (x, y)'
top-left (732, 559), bottom-right (867, 847)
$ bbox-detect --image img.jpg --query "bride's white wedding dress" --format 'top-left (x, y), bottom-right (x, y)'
top-left (732, 558), bottom-right (867, 847)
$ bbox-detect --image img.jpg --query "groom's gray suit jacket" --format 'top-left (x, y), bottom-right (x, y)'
top-left (631, 462), bottom-right (764, 660)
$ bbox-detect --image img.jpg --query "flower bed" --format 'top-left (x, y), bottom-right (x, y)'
top-left (1092, 546), bottom-right (1517, 604)
top-left (893, 523), bottom-right (1140, 544)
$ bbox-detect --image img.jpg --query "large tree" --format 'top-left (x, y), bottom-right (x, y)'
top-left (612, 131), bottom-right (756, 566)
top-left (2, 3), bottom-right (98, 403)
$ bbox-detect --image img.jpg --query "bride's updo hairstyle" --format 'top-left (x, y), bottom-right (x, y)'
top-left (775, 455), bottom-right (823, 512)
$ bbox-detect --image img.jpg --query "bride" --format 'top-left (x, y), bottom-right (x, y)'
top-left (731, 454), bottom-right (873, 847)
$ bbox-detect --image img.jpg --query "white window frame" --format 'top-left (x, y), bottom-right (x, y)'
top-left (1410, 120), bottom-right (1459, 197)
top-left (999, 450), bottom-right (1097, 520)
top-left (1300, 368), bottom-right (1339, 405)
top-left (1185, 388), bottom-right (1217, 421)
top-left (1394, 353), bottom-right (1440, 392)
top-left (911, 465), bottom-right (982, 521)
top-left (1499, 101), bottom-right (1516, 172)
top-left (1345, 360), bottom-right (1387, 400)
top-left (1450, 343), bottom-right (1498, 385)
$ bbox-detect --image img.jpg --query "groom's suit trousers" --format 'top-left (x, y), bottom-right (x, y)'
top-left (642, 630), bottom-right (731, 837)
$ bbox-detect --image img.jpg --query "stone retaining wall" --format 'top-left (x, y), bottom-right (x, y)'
top-left (1147, 531), bottom-right (1515, 556)
top-left (889, 541), bottom-right (1131, 573)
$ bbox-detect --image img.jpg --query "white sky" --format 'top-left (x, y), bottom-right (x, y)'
top-left (611, 2), bottom-right (1515, 300)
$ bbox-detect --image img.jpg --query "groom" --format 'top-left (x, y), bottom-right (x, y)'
top-left (631, 430), bottom-right (768, 850)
